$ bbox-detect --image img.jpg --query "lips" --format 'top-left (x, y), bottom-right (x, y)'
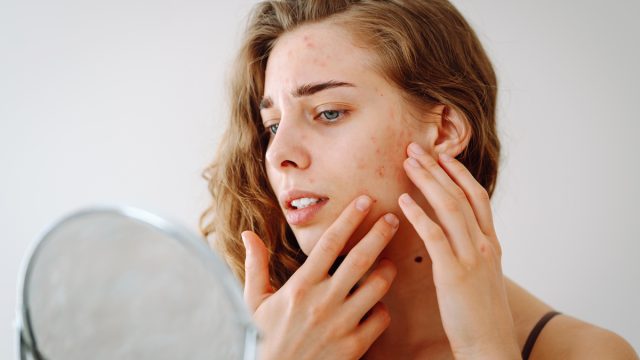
top-left (280, 190), bottom-right (329, 226)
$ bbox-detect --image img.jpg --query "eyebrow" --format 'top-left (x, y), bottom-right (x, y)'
top-left (259, 80), bottom-right (355, 110)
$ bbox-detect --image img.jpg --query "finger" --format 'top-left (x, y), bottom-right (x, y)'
top-left (330, 212), bottom-right (398, 297)
top-left (437, 152), bottom-right (497, 238)
top-left (398, 193), bottom-right (458, 269)
top-left (350, 302), bottom-right (391, 358)
top-left (403, 156), bottom-right (475, 262)
top-left (407, 143), bottom-right (483, 240)
top-left (298, 195), bottom-right (373, 283)
top-left (242, 231), bottom-right (274, 313)
top-left (343, 259), bottom-right (396, 325)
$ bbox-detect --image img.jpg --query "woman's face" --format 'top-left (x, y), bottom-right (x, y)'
top-left (262, 22), bottom-right (431, 255)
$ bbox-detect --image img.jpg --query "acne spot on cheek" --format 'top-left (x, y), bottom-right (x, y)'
top-left (376, 166), bottom-right (385, 177)
top-left (313, 59), bottom-right (326, 67)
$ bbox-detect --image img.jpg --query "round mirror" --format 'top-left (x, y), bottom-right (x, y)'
top-left (16, 207), bottom-right (258, 360)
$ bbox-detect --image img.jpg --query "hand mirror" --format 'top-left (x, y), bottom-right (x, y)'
top-left (16, 207), bottom-right (258, 360)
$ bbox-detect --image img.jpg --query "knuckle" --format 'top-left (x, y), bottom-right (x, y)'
top-left (347, 251), bottom-right (370, 272)
top-left (371, 222), bottom-right (392, 241)
top-left (494, 241), bottom-right (503, 258)
top-left (371, 275), bottom-right (392, 293)
top-left (318, 234), bottom-right (341, 254)
top-left (420, 223), bottom-right (443, 240)
top-left (441, 198), bottom-right (460, 212)
top-left (474, 186), bottom-right (490, 202)
top-left (425, 159), bottom-right (441, 172)
top-left (451, 187), bottom-right (468, 202)
top-left (342, 336), bottom-right (365, 358)
top-left (477, 241), bottom-right (494, 258)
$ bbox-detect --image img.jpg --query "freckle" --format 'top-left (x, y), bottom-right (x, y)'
top-left (414, 256), bottom-right (423, 263)
top-left (376, 166), bottom-right (385, 177)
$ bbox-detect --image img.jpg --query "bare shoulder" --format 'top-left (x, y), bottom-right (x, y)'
top-left (505, 277), bottom-right (638, 360)
top-left (504, 277), bottom-right (638, 359)
top-left (531, 314), bottom-right (639, 360)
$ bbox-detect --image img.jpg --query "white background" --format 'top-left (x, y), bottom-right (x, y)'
top-left (1, 0), bottom-right (638, 357)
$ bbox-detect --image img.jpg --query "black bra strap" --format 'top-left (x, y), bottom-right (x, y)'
top-left (521, 310), bottom-right (562, 360)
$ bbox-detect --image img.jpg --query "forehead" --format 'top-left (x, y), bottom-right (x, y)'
top-left (264, 22), bottom-right (377, 95)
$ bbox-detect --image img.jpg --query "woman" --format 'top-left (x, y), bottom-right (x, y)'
top-left (201, 0), bottom-right (638, 358)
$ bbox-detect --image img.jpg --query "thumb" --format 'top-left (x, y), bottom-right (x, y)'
top-left (242, 230), bottom-right (274, 313)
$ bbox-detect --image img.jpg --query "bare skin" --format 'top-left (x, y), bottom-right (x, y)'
top-left (242, 21), bottom-right (638, 359)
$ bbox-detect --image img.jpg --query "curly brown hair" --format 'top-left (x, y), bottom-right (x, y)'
top-left (200, 0), bottom-right (500, 290)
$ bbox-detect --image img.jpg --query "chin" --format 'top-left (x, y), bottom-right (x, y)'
top-left (295, 228), bottom-right (363, 258)
top-left (293, 228), bottom-right (323, 256)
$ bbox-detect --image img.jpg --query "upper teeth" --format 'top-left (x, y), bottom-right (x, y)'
top-left (291, 197), bottom-right (320, 209)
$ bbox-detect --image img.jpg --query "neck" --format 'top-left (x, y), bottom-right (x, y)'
top-left (364, 222), bottom-right (451, 359)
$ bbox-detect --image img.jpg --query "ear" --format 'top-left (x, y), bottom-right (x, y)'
top-left (429, 104), bottom-right (472, 158)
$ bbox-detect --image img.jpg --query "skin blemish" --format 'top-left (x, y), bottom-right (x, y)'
top-left (414, 256), bottom-right (423, 263)
top-left (303, 35), bottom-right (315, 48)
top-left (376, 166), bottom-right (385, 177)
top-left (355, 156), bottom-right (367, 170)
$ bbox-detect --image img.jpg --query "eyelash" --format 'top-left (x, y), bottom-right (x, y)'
top-left (264, 109), bottom-right (348, 137)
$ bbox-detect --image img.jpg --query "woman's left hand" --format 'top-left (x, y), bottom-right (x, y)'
top-left (398, 142), bottom-right (520, 360)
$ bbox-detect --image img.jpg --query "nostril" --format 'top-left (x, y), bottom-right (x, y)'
top-left (281, 160), bottom-right (298, 167)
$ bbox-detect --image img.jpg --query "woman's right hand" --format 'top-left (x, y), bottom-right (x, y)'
top-left (242, 195), bottom-right (399, 360)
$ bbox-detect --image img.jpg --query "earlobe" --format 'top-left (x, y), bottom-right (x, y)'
top-left (432, 105), bottom-right (472, 158)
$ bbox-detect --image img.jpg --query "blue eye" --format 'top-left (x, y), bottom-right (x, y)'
top-left (267, 123), bottom-right (279, 135)
top-left (318, 110), bottom-right (343, 122)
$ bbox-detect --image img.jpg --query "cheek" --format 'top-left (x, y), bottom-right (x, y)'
top-left (349, 133), bottom-right (411, 194)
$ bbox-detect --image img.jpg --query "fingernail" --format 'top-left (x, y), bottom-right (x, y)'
top-left (384, 213), bottom-right (399, 228)
top-left (408, 142), bottom-right (425, 155)
top-left (439, 152), bottom-right (454, 162)
top-left (399, 193), bottom-right (413, 205)
top-left (355, 195), bottom-right (372, 211)
top-left (406, 157), bottom-right (421, 168)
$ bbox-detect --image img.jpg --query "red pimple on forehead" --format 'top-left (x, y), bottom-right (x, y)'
top-left (303, 35), bottom-right (315, 48)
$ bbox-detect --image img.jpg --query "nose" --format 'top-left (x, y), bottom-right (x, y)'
top-left (265, 116), bottom-right (311, 171)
